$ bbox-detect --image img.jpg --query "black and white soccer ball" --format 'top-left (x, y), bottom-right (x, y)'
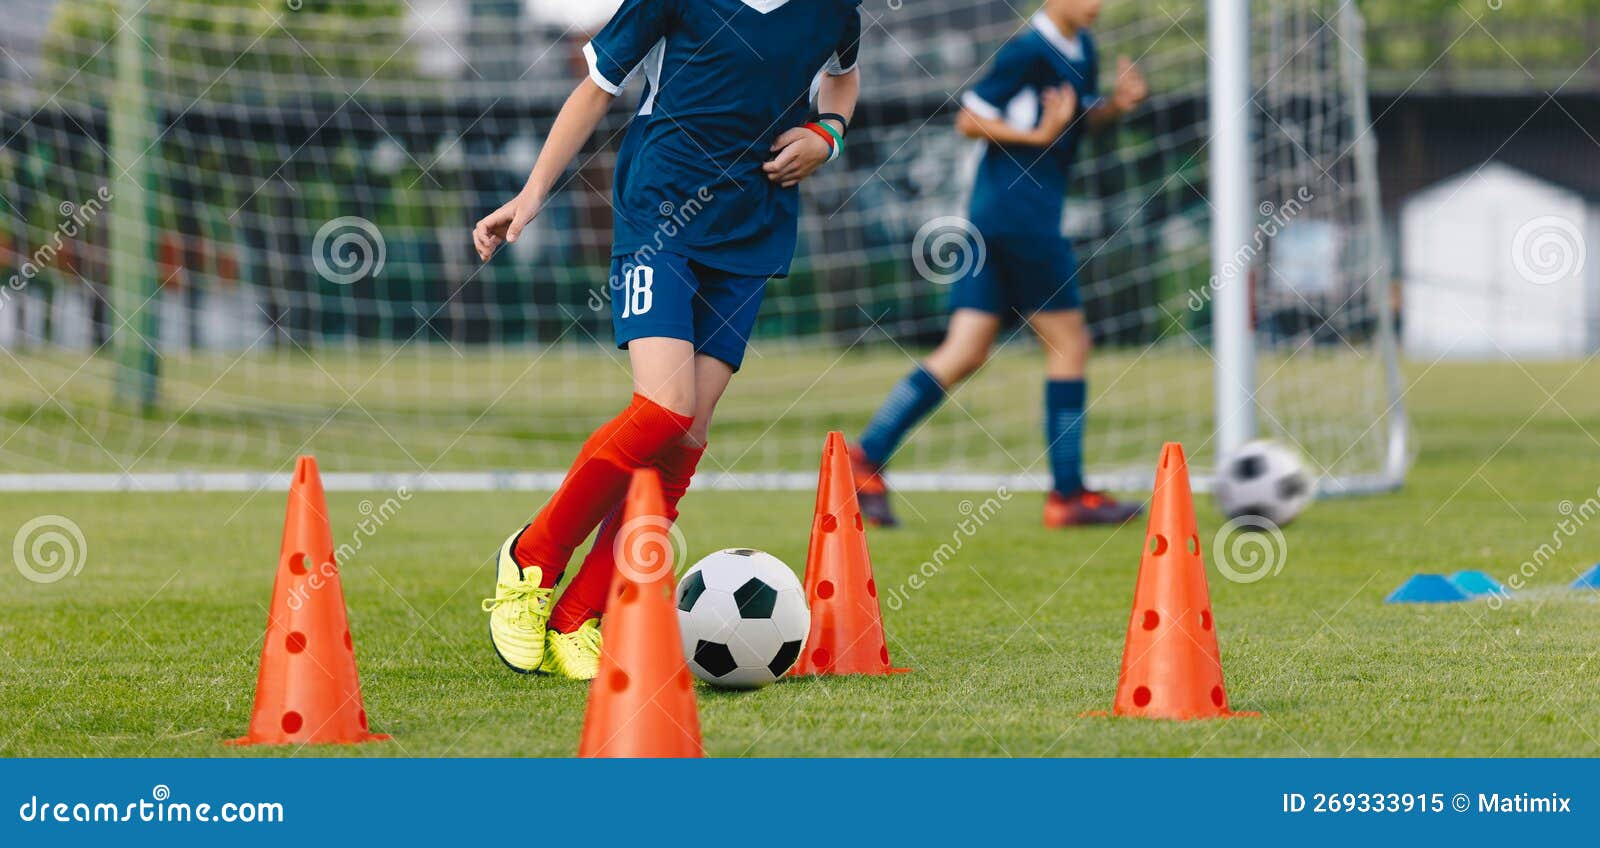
top-left (675, 548), bottom-right (809, 689)
top-left (1214, 439), bottom-right (1316, 528)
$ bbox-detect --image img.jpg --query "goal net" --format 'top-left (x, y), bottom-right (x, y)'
top-left (0, 0), bottom-right (1405, 492)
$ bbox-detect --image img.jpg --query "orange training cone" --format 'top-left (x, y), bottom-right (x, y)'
top-left (578, 468), bottom-right (703, 757)
top-left (230, 456), bottom-right (387, 745)
top-left (789, 432), bottom-right (910, 677)
top-left (1090, 442), bottom-right (1254, 720)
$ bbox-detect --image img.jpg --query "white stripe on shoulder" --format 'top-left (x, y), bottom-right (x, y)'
top-left (636, 40), bottom-right (667, 115)
top-left (1030, 11), bottom-right (1086, 61)
top-left (961, 90), bottom-right (1002, 120)
top-left (1003, 87), bottom-right (1039, 131)
top-left (581, 41), bottom-right (624, 95)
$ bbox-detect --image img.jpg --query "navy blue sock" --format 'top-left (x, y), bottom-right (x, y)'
top-left (859, 366), bottom-right (945, 466)
top-left (1046, 379), bottom-right (1087, 494)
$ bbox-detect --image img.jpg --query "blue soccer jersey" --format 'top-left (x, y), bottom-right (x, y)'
top-left (961, 11), bottom-right (1100, 236)
top-left (585, 0), bottom-right (863, 278)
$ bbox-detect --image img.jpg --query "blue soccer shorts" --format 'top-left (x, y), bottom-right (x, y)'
top-left (947, 232), bottom-right (1083, 318)
top-left (610, 251), bottom-right (770, 372)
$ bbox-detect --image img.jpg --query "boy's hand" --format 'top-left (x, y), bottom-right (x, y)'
top-left (764, 127), bottom-right (832, 188)
top-left (1032, 84), bottom-right (1078, 144)
top-left (473, 189), bottom-right (544, 262)
top-left (1110, 55), bottom-right (1148, 114)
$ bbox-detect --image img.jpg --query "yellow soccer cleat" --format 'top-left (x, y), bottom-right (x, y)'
top-left (481, 528), bottom-right (554, 673)
top-left (540, 619), bottom-right (603, 681)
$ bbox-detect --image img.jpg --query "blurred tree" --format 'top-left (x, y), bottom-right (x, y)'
top-left (1089, 0), bottom-right (1600, 93)
top-left (40, 0), bottom-right (414, 103)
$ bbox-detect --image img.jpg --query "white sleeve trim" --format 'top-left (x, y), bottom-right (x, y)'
top-left (582, 41), bottom-right (625, 96)
top-left (961, 90), bottom-right (1001, 119)
top-left (824, 52), bottom-right (858, 76)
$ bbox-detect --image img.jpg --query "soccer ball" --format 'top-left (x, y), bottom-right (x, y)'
top-left (1214, 439), bottom-right (1316, 527)
top-left (675, 549), bottom-right (809, 689)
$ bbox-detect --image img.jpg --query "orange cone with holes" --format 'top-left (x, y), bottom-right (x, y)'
top-left (578, 468), bottom-right (703, 757)
top-left (789, 432), bottom-right (910, 677)
top-left (230, 456), bottom-right (387, 745)
top-left (1091, 442), bottom-right (1254, 720)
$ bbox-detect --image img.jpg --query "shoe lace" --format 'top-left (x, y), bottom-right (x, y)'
top-left (569, 621), bottom-right (602, 654)
top-left (480, 581), bottom-right (552, 629)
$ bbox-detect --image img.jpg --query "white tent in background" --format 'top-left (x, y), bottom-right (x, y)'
top-left (524, 0), bottom-right (622, 32)
top-left (1402, 163), bottom-right (1600, 359)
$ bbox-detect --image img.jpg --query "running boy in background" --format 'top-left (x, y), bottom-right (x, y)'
top-left (851, 0), bottom-right (1147, 528)
top-left (473, 0), bottom-right (863, 679)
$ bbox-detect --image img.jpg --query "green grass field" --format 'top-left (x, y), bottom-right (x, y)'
top-left (2, 358), bottom-right (1599, 757)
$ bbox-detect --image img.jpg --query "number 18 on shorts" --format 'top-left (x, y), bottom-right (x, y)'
top-left (618, 264), bottom-right (655, 319)
top-left (608, 251), bottom-right (771, 372)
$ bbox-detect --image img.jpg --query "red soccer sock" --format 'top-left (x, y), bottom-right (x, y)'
top-left (513, 394), bottom-right (694, 587)
top-left (549, 440), bottom-right (706, 632)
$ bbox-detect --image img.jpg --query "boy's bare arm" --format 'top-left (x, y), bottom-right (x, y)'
top-left (474, 78), bottom-right (616, 261)
top-left (1087, 54), bottom-right (1147, 133)
top-left (957, 84), bottom-right (1078, 148)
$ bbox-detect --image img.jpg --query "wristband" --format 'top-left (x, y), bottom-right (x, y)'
top-left (810, 120), bottom-right (844, 163)
top-left (803, 121), bottom-right (843, 163)
top-left (812, 119), bottom-right (845, 151)
top-left (802, 122), bottom-right (837, 159)
top-left (814, 112), bottom-right (850, 138)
